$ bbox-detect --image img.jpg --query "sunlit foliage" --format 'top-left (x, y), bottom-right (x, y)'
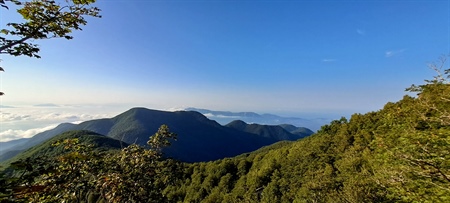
top-left (1, 57), bottom-right (449, 202)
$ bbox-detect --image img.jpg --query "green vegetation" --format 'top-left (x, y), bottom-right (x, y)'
top-left (225, 120), bottom-right (313, 140)
top-left (0, 0), bottom-right (100, 58)
top-left (0, 0), bottom-right (100, 95)
top-left (2, 130), bottom-right (125, 167)
top-left (1, 1), bottom-right (448, 202)
top-left (160, 58), bottom-right (450, 202)
top-left (0, 0), bottom-right (450, 203)
top-left (0, 125), bottom-right (181, 202)
top-left (0, 108), bottom-right (310, 164)
top-left (1, 58), bottom-right (449, 202)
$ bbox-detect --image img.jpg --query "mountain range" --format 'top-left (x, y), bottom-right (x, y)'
top-left (2, 74), bottom-right (448, 202)
top-left (0, 123), bottom-right (76, 162)
top-left (185, 107), bottom-right (330, 131)
top-left (3, 130), bottom-right (127, 166)
top-left (0, 108), bottom-right (313, 163)
top-left (226, 120), bottom-right (313, 140)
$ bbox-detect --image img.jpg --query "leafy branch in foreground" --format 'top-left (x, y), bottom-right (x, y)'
top-left (97, 125), bottom-right (179, 202)
top-left (0, 0), bottom-right (100, 96)
top-left (0, 0), bottom-right (21, 10)
top-left (0, 0), bottom-right (101, 58)
top-left (0, 125), bottom-right (180, 203)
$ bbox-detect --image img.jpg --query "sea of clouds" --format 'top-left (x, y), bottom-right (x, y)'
top-left (0, 105), bottom-right (127, 142)
top-left (0, 105), bottom-right (340, 142)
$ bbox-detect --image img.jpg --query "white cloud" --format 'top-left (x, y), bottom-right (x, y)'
top-left (203, 113), bottom-right (241, 119)
top-left (322, 59), bottom-right (337, 62)
top-left (0, 111), bottom-right (109, 122)
top-left (35, 113), bottom-right (78, 121)
top-left (166, 107), bottom-right (188, 112)
top-left (0, 112), bottom-right (32, 122)
top-left (0, 106), bottom-right (122, 142)
top-left (356, 29), bottom-right (365, 35)
top-left (385, 49), bottom-right (406, 57)
top-left (0, 124), bottom-right (58, 142)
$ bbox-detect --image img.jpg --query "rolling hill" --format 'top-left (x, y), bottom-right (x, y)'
top-left (186, 107), bottom-right (330, 131)
top-left (161, 83), bottom-right (450, 202)
top-left (225, 120), bottom-right (312, 140)
top-left (73, 108), bottom-right (278, 162)
top-left (0, 123), bottom-right (76, 162)
top-left (2, 80), bottom-right (449, 202)
top-left (1, 108), bottom-right (313, 163)
top-left (3, 130), bottom-right (126, 166)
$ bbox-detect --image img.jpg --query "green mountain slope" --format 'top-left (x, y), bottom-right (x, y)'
top-left (0, 138), bottom-right (29, 154)
top-left (162, 83), bottom-right (450, 202)
top-left (3, 60), bottom-right (450, 203)
top-left (225, 120), bottom-right (312, 140)
top-left (74, 108), bottom-right (282, 162)
top-left (2, 108), bottom-right (312, 163)
top-left (278, 124), bottom-right (314, 137)
top-left (186, 107), bottom-right (328, 131)
top-left (2, 69), bottom-right (449, 203)
top-left (0, 123), bottom-right (76, 162)
top-left (3, 130), bottom-right (125, 166)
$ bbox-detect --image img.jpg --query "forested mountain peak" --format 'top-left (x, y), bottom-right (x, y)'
top-left (160, 79), bottom-right (450, 202)
top-left (225, 120), bottom-right (313, 140)
top-left (2, 107), bottom-right (310, 164)
top-left (2, 64), bottom-right (449, 201)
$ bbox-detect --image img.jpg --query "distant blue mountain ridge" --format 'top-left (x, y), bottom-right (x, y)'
top-left (0, 108), bottom-right (316, 163)
top-left (185, 107), bottom-right (330, 132)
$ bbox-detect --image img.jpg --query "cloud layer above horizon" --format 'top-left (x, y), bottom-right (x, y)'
top-left (0, 105), bottom-right (126, 142)
top-left (1, 0), bottom-right (447, 118)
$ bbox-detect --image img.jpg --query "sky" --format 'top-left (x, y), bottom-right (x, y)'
top-left (0, 0), bottom-right (450, 141)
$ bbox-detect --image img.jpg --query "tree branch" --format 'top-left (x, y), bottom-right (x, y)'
top-left (0, 35), bottom-right (33, 52)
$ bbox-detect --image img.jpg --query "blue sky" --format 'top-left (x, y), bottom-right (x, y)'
top-left (1, 0), bottom-right (450, 116)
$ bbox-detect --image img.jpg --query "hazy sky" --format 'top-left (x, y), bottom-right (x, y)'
top-left (1, 1), bottom-right (449, 123)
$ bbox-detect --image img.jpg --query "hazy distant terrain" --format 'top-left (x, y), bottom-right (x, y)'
top-left (185, 107), bottom-right (331, 132)
top-left (0, 108), bottom-right (314, 163)
top-left (3, 82), bottom-right (448, 202)
top-left (1, 0), bottom-right (448, 202)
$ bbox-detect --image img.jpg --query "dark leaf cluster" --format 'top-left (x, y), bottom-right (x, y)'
top-left (0, 0), bottom-right (101, 58)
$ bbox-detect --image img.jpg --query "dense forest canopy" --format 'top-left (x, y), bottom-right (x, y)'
top-left (0, 57), bottom-right (449, 202)
top-left (1, 1), bottom-right (449, 202)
